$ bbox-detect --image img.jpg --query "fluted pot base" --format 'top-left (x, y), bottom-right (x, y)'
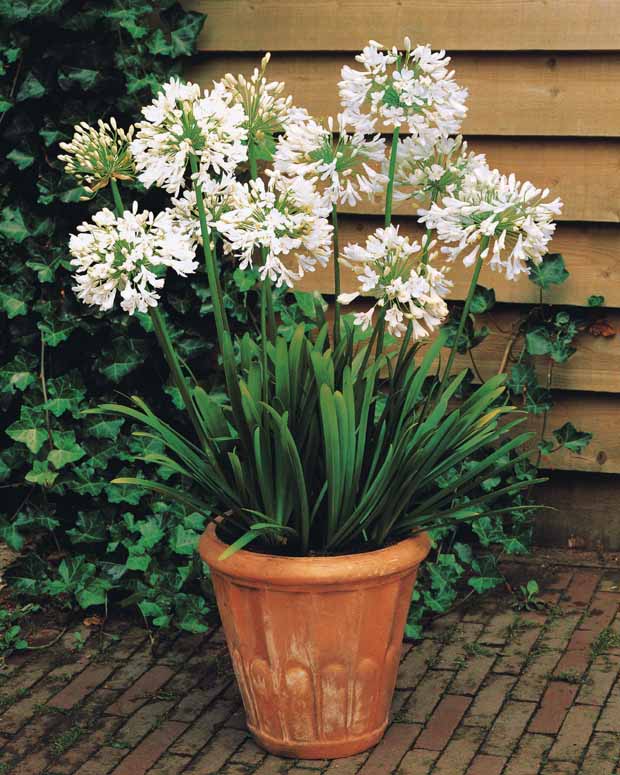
top-left (199, 522), bottom-right (431, 760)
top-left (250, 720), bottom-right (388, 759)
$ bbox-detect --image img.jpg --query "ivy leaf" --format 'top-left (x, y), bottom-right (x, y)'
top-left (16, 72), bottom-right (45, 101)
top-left (38, 316), bottom-right (78, 347)
top-left (470, 285), bottom-right (496, 315)
top-left (525, 327), bottom-right (552, 356)
top-left (0, 354), bottom-right (37, 394)
top-left (165, 10), bottom-right (205, 57)
top-left (96, 337), bottom-right (148, 382)
top-left (75, 578), bottom-right (111, 608)
top-left (588, 295), bottom-right (605, 307)
top-left (552, 422), bottom-right (593, 453)
top-left (506, 363), bottom-right (537, 394)
top-left (84, 416), bottom-right (125, 440)
top-left (44, 374), bottom-right (86, 417)
top-left (7, 149), bottom-right (35, 170)
top-left (126, 553), bottom-right (150, 571)
top-left (25, 460), bottom-right (58, 487)
top-left (528, 254), bottom-right (569, 289)
top-left (67, 512), bottom-right (107, 544)
top-left (57, 67), bottom-right (100, 91)
top-left (136, 518), bottom-right (165, 549)
top-left (0, 207), bottom-right (29, 243)
top-left (48, 430), bottom-right (86, 469)
top-left (6, 406), bottom-right (47, 453)
top-left (468, 575), bottom-right (502, 594)
top-left (170, 525), bottom-right (199, 556)
top-left (524, 385), bottom-right (553, 415)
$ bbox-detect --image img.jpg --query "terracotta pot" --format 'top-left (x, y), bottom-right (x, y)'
top-left (199, 522), bottom-right (431, 759)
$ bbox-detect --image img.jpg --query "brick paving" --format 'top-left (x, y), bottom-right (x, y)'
top-left (1, 556), bottom-right (620, 774)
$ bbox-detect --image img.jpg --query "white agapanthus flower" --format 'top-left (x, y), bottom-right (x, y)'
top-left (58, 118), bottom-right (135, 194)
top-left (393, 133), bottom-right (487, 207)
top-left (219, 53), bottom-right (306, 151)
top-left (273, 114), bottom-right (388, 206)
top-left (338, 225), bottom-right (452, 339)
top-left (217, 173), bottom-right (333, 288)
top-left (339, 39), bottom-right (468, 138)
top-left (163, 177), bottom-right (237, 245)
top-left (69, 204), bottom-right (198, 315)
top-left (419, 165), bottom-right (564, 280)
top-left (131, 78), bottom-right (248, 195)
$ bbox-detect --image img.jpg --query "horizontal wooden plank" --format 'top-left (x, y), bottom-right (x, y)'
top-left (535, 393), bottom-right (618, 474)
top-left (536, 472), bottom-right (620, 550)
top-left (184, 1), bottom-right (620, 52)
top-left (336, 139), bottom-right (619, 222)
top-left (190, 53), bottom-right (620, 137)
top-left (295, 218), bottom-right (620, 307)
top-left (323, 302), bottom-right (620, 393)
top-left (444, 309), bottom-right (619, 394)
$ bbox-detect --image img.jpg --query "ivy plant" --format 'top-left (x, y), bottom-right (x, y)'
top-left (0, 2), bottom-right (602, 647)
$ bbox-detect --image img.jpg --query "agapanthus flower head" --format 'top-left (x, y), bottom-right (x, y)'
top-left (339, 38), bottom-right (468, 138)
top-left (216, 172), bottom-right (333, 288)
top-left (393, 133), bottom-right (487, 207)
top-left (69, 203), bottom-right (198, 315)
top-left (274, 113), bottom-right (388, 206)
top-left (419, 165), bottom-right (564, 280)
top-left (131, 78), bottom-right (248, 195)
top-left (219, 53), bottom-right (305, 159)
top-left (58, 118), bottom-right (135, 195)
top-left (163, 176), bottom-right (237, 246)
top-left (338, 224), bottom-right (452, 339)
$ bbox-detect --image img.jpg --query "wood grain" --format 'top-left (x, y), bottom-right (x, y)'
top-left (334, 139), bottom-right (620, 223)
top-left (295, 217), bottom-right (620, 307)
top-left (184, 1), bottom-right (620, 52)
top-left (533, 393), bottom-right (619, 474)
top-left (323, 301), bottom-right (619, 393)
top-left (536, 472), bottom-right (620, 550)
top-left (189, 53), bottom-right (620, 138)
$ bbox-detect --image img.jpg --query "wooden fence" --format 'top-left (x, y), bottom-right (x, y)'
top-left (185, 1), bottom-right (620, 548)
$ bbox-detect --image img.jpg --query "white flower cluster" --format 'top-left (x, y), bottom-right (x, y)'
top-left (58, 118), bottom-right (135, 194)
top-left (393, 134), bottom-right (487, 207)
top-left (339, 225), bottom-right (452, 339)
top-left (69, 204), bottom-right (198, 315)
top-left (131, 78), bottom-right (248, 195)
top-left (163, 177), bottom-right (236, 245)
top-left (339, 39), bottom-right (468, 138)
top-left (217, 173), bottom-right (333, 287)
top-left (419, 167), bottom-right (563, 280)
top-left (219, 53), bottom-right (304, 147)
top-left (274, 114), bottom-right (388, 206)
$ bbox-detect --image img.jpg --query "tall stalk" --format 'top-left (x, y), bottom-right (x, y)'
top-left (441, 238), bottom-right (489, 388)
top-left (247, 141), bottom-right (276, 344)
top-left (109, 179), bottom-right (208, 449)
top-left (384, 125), bottom-right (400, 228)
top-left (188, 157), bottom-right (249, 451)
top-left (331, 204), bottom-right (341, 347)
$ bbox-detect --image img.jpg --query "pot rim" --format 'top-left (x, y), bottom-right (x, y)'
top-left (199, 520), bottom-right (431, 587)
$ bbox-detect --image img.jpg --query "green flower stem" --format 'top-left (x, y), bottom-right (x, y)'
top-left (110, 178), bottom-right (124, 214)
top-left (149, 306), bottom-right (209, 450)
top-left (441, 238), bottom-right (489, 388)
top-left (247, 140), bottom-right (276, 343)
top-left (331, 204), bottom-right (341, 347)
top-left (384, 125), bottom-right (400, 227)
top-left (189, 156), bottom-right (230, 342)
top-left (189, 158), bottom-right (249, 452)
top-left (109, 179), bottom-right (207, 449)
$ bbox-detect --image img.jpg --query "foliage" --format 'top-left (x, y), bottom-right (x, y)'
top-left (0, 18), bottom-right (600, 643)
top-left (0, 0), bottom-right (223, 633)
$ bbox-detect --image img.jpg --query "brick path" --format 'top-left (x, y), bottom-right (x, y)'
top-left (1, 556), bottom-right (620, 775)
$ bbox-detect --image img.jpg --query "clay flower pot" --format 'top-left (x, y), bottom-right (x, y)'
top-left (199, 522), bottom-right (431, 759)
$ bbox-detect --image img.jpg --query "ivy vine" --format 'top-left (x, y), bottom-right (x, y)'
top-left (0, 0), bottom-right (607, 651)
